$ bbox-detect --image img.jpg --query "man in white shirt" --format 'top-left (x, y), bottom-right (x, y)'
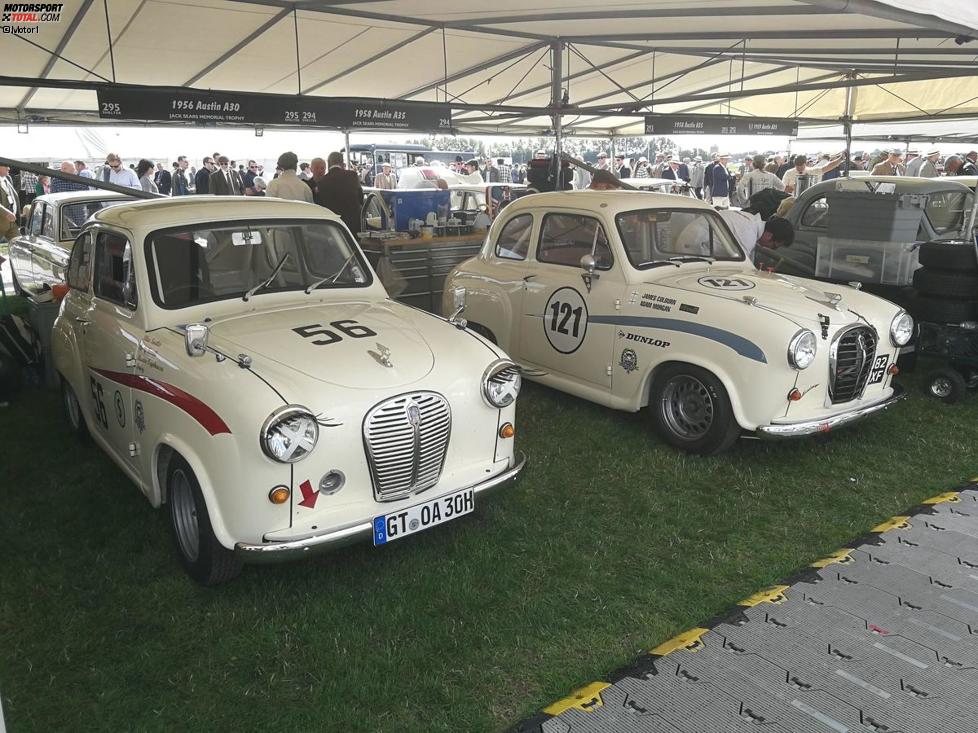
top-left (458, 159), bottom-right (484, 185)
top-left (101, 153), bottom-right (140, 189)
top-left (718, 210), bottom-right (794, 260)
top-left (781, 153), bottom-right (844, 193)
top-left (266, 152), bottom-right (313, 203)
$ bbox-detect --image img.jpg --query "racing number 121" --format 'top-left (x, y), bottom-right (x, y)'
top-left (549, 300), bottom-right (583, 337)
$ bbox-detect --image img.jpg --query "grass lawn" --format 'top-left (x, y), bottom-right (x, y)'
top-left (1, 367), bottom-right (976, 732)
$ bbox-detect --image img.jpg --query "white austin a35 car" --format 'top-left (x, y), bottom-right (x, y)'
top-left (52, 197), bottom-right (524, 584)
top-left (445, 191), bottom-right (911, 455)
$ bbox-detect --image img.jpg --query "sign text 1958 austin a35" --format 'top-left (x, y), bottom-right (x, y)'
top-left (52, 197), bottom-right (524, 584)
top-left (445, 191), bottom-right (911, 455)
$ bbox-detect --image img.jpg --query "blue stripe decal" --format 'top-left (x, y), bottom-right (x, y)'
top-left (589, 315), bottom-right (768, 364)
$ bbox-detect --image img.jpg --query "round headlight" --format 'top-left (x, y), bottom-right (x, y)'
top-left (260, 405), bottom-right (319, 463)
top-left (788, 329), bottom-right (818, 370)
top-left (482, 360), bottom-right (521, 408)
top-left (890, 310), bottom-right (913, 347)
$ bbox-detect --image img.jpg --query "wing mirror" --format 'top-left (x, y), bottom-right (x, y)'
top-left (580, 254), bottom-right (597, 274)
top-left (448, 286), bottom-right (467, 330)
top-left (184, 323), bottom-right (210, 357)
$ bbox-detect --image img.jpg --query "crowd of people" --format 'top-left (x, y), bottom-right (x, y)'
top-left (5, 150), bottom-right (367, 234)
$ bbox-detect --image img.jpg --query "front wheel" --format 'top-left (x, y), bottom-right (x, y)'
top-left (924, 367), bottom-right (967, 404)
top-left (650, 364), bottom-right (741, 455)
top-left (167, 455), bottom-right (242, 585)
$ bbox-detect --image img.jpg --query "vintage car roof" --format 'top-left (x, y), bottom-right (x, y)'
top-left (619, 178), bottom-right (686, 188)
top-left (804, 175), bottom-right (973, 196)
top-left (505, 190), bottom-right (714, 214)
top-left (34, 190), bottom-right (134, 205)
top-left (92, 196), bottom-right (341, 229)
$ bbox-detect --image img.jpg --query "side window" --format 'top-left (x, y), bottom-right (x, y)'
top-left (29, 202), bottom-right (44, 236)
top-left (801, 196), bottom-right (829, 228)
top-left (42, 204), bottom-right (56, 239)
top-left (66, 232), bottom-right (93, 292)
top-left (93, 231), bottom-right (137, 309)
top-left (537, 213), bottom-right (613, 269)
top-left (494, 214), bottom-right (533, 261)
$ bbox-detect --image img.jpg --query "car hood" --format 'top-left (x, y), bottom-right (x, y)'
top-left (206, 300), bottom-right (436, 389)
top-left (651, 266), bottom-right (863, 326)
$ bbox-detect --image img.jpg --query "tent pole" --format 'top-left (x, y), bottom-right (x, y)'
top-left (344, 130), bottom-right (350, 168)
top-left (551, 39), bottom-right (564, 162)
top-left (843, 117), bottom-right (852, 176)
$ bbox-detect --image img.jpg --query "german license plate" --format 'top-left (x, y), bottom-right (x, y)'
top-left (372, 488), bottom-right (474, 545)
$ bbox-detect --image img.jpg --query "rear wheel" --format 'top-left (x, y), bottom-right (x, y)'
top-left (650, 364), bottom-right (740, 455)
top-left (61, 377), bottom-right (89, 439)
top-left (167, 455), bottom-right (242, 585)
top-left (924, 367), bottom-right (968, 403)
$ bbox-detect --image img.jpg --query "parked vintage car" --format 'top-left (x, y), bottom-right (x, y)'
top-left (7, 190), bottom-right (134, 297)
top-left (755, 176), bottom-right (974, 288)
top-left (52, 197), bottom-right (525, 584)
top-left (619, 178), bottom-right (696, 197)
top-left (445, 191), bottom-right (911, 455)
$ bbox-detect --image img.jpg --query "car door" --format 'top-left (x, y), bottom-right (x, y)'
top-left (81, 228), bottom-right (143, 473)
top-left (519, 210), bottom-right (625, 391)
top-left (9, 200), bottom-right (43, 291)
top-left (33, 201), bottom-right (72, 289)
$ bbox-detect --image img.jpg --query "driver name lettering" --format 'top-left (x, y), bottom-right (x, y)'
top-left (640, 293), bottom-right (676, 313)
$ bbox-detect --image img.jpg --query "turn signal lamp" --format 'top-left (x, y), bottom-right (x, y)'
top-left (268, 486), bottom-right (291, 504)
top-left (499, 422), bottom-right (515, 439)
top-left (51, 283), bottom-right (70, 301)
top-left (888, 364), bottom-right (900, 376)
top-left (787, 389), bottom-right (802, 402)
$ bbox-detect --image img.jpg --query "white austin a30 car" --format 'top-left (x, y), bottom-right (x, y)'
top-left (52, 197), bottom-right (524, 584)
top-left (445, 191), bottom-right (911, 455)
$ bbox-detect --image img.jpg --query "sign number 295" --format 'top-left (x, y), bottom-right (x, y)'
top-left (543, 288), bottom-right (588, 354)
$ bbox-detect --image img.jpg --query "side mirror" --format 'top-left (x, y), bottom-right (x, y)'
top-left (580, 254), bottom-right (597, 274)
top-left (448, 287), bottom-right (467, 329)
top-left (184, 323), bottom-right (210, 357)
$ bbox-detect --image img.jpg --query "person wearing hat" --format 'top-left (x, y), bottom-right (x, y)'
top-left (688, 156), bottom-right (705, 198)
top-left (374, 162), bottom-right (397, 189)
top-left (267, 151), bottom-right (313, 202)
top-left (614, 154), bottom-right (631, 179)
top-left (633, 156), bottom-right (652, 178)
top-left (918, 149), bottom-right (941, 178)
top-left (782, 152), bottom-right (844, 193)
top-left (871, 149), bottom-right (906, 176)
top-left (595, 152), bottom-right (610, 171)
top-left (905, 149), bottom-right (924, 177)
top-left (707, 153), bottom-right (735, 208)
top-left (459, 159), bottom-right (484, 185)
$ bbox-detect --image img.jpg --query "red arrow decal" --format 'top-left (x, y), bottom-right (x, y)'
top-left (298, 479), bottom-right (318, 509)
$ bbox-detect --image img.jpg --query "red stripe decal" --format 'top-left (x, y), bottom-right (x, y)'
top-left (91, 368), bottom-right (232, 436)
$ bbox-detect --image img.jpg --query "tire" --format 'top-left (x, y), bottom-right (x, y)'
top-left (918, 241), bottom-right (978, 273)
top-left (167, 455), bottom-right (242, 586)
top-left (649, 363), bottom-right (741, 455)
top-left (924, 367), bottom-right (968, 403)
top-left (912, 268), bottom-right (978, 298)
top-left (906, 293), bottom-right (978, 324)
top-left (61, 377), bottom-right (89, 439)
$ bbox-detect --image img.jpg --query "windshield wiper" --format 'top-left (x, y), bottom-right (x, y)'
top-left (636, 260), bottom-right (680, 269)
top-left (243, 252), bottom-right (290, 301)
top-left (668, 256), bottom-right (715, 265)
top-left (305, 253), bottom-right (356, 294)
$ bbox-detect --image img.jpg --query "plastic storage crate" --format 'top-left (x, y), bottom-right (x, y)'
top-left (826, 190), bottom-right (925, 242)
top-left (815, 236), bottom-right (920, 286)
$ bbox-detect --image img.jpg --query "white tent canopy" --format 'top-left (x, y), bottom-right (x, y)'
top-left (2, 0), bottom-right (977, 136)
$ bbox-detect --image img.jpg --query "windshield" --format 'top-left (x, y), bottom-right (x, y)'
top-left (60, 199), bottom-right (132, 241)
top-left (925, 191), bottom-right (974, 235)
top-left (616, 209), bottom-right (745, 267)
top-left (145, 220), bottom-right (370, 309)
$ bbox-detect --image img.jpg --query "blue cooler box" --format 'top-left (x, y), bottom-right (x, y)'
top-left (381, 189), bottom-right (451, 232)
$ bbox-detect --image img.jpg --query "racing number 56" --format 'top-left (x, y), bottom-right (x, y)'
top-left (293, 319), bottom-right (377, 346)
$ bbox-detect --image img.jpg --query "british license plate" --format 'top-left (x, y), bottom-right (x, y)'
top-left (373, 488), bottom-right (474, 545)
top-left (868, 355), bottom-right (889, 385)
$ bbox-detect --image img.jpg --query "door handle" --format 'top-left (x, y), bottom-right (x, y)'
top-left (74, 317), bottom-right (90, 325)
top-left (522, 275), bottom-right (536, 281)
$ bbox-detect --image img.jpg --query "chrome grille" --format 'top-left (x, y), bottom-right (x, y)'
top-left (829, 325), bottom-right (878, 404)
top-left (363, 392), bottom-right (451, 502)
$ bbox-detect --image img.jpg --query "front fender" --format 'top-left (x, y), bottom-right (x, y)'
top-left (445, 269), bottom-right (519, 354)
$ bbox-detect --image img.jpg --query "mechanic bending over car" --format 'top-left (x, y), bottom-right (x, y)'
top-left (717, 209), bottom-right (794, 260)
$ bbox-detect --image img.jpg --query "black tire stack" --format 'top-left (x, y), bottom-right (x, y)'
top-left (908, 241), bottom-right (978, 323)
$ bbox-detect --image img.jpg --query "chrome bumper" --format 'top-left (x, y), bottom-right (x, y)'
top-left (756, 385), bottom-right (906, 439)
top-left (235, 453), bottom-right (526, 563)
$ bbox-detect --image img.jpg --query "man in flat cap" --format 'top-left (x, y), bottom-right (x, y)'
top-left (918, 150), bottom-right (941, 178)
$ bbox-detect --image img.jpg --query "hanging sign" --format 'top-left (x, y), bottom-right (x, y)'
top-left (644, 115), bottom-right (798, 136)
top-left (96, 87), bottom-right (452, 133)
